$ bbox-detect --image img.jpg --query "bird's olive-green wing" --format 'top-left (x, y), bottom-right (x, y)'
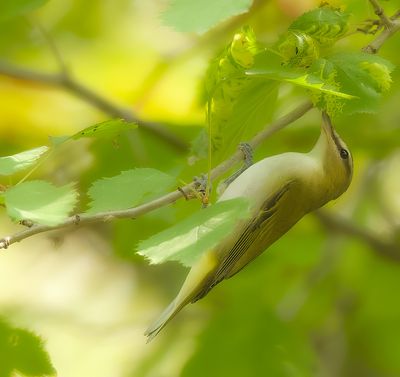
top-left (191, 180), bottom-right (295, 302)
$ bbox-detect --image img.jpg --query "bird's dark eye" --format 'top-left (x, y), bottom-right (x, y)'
top-left (340, 148), bottom-right (349, 159)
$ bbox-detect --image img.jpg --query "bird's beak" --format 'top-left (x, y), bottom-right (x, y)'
top-left (321, 112), bottom-right (334, 136)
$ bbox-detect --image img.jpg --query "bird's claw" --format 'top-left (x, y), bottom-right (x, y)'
top-left (239, 142), bottom-right (253, 168)
top-left (219, 142), bottom-right (254, 194)
top-left (193, 174), bottom-right (211, 207)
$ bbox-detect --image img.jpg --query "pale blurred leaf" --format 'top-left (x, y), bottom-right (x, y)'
top-left (0, 146), bottom-right (48, 176)
top-left (137, 198), bottom-right (251, 267)
top-left (3, 181), bottom-right (78, 226)
top-left (162, 0), bottom-right (253, 34)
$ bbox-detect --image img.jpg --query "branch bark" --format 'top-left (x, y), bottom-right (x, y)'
top-left (363, 4), bottom-right (400, 54)
top-left (363, 19), bottom-right (400, 53)
top-left (315, 211), bottom-right (400, 262)
top-left (368, 0), bottom-right (393, 29)
top-left (0, 101), bottom-right (313, 249)
top-left (0, 62), bottom-right (189, 152)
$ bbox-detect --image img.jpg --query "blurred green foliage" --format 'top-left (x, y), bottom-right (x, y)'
top-left (0, 0), bottom-right (48, 23)
top-left (162, 0), bottom-right (253, 34)
top-left (0, 0), bottom-right (399, 377)
top-left (0, 318), bottom-right (55, 377)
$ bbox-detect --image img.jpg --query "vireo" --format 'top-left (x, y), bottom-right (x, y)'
top-left (146, 112), bottom-right (352, 342)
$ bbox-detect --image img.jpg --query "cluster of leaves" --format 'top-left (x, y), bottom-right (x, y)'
top-left (1, 0), bottom-right (400, 375)
top-left (0, 3), bottom-right (396, 269)
top-left (0, 120), bottom-right (251, 268)
top-left (204, 26), bottom-right (279, 161)
top-left (204, 5), bottom-right (394, 162)
top-left (0, 120), bottom-right (168, 226)
top-left (137, 4), bottom-right (396, 268)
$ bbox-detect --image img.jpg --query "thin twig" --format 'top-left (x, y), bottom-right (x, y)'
top-left (368, 0), bottom-right (394, 29)
top-left (362, 5), bottom-right (400, 54)
top-left (26, 17), bottom-right (69, 76)
top-left (363, 18), bottom-right (400, 54)
top-left (392, 10), bottom-right (400, 20)
top-left (210, 102), bottom-right (313, 181)
top-left (0, 62), bottom-right (188, 152)
top-left (0, 101), bottom-right (313, 249)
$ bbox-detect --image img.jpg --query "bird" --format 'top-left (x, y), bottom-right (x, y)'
top-left (145, 112), bottom-right (353, 342)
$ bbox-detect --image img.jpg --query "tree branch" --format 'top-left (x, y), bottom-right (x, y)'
top-left (315, 210), bottom-right (400, 262)
top-left (363, 6), bottom-right (400, 54)
top-left (0, 101), bottom-right (313, 249)
top-left (1, 5), bottom-right (400, 252)
top-left (27, 17), bottom-right (70, 76)
top-left (368, 0), bottom-right (393, 29)
top-left (0, 62), bottom-right (189, 152)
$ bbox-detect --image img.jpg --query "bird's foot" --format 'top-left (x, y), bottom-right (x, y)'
top-left (218, 142), bottom-right (254, 195)
top-left (193, 174), bottom-right (211, 207)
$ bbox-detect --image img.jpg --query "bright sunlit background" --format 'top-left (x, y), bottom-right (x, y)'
top-left (0, 0), bottom-right (400, 376)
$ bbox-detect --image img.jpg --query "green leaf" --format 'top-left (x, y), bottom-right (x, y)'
top-left (0, 146), bottom-right (48, 176)
top-left (283, 74), bottom-right (355, 99)
top-left (0, 0), bottom-right (49, 23)
top-left (50, 119), bottom-right (137, 146)
top-left (189, 129), bottom-right (209, 162)
top-left (71, 119), bottom-right (137, 140)
top-left (137, 198), bottom-right (251, 267)
top-left (162, 0), bottom-right (253, 34)
top-left (48, 135), bottom-right (70, 146)
top-left (205, 26), bottom-right (259, 97)
top-left (205, 28), bottom-right (276, 161)
top-left (246, 69), bottom-right (354, 99)
top-left (309, 52), bottom-right (395, 114)
top-left (0, 318), bottom-right (56, 377)
top-left (214, 79), bottom-right (279, 162)
top-left (3, 181), bottom-right (78, 226)
top-left (288, 5), bottom-right (349, 45)
top-left (87, 169), bottom-right (175, 214)
top-left (276, 31), bottom-right (320, 68)
top-left (245, 50), bottom-right (355, 108)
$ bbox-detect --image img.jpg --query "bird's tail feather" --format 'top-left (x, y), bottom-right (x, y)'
top-left (145, 298), bottom-right (188, 342)
top-left (145, 251), bottom-right (218, 342)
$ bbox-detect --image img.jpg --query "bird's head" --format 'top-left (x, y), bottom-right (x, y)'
top-left (311, 112), bottom-right (353, 200)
